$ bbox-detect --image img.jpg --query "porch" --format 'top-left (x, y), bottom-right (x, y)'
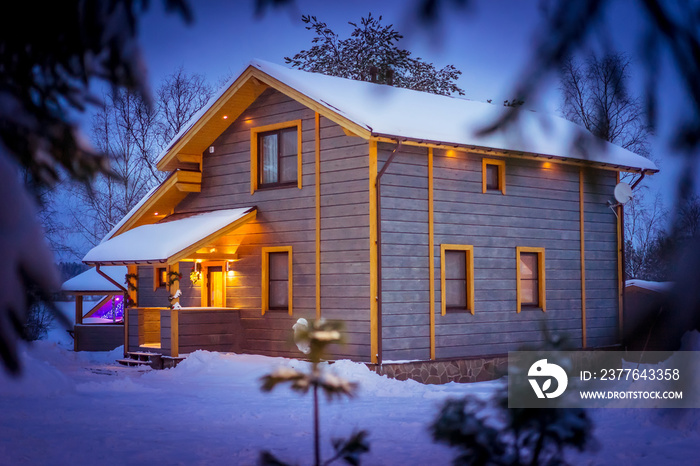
top-left (126, 307), bottom-right (243, 357)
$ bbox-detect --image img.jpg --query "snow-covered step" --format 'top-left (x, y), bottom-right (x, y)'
top-left (116, 358), bottom-right (152, 367)
top-left (117, 351), bottom-right (162, 369)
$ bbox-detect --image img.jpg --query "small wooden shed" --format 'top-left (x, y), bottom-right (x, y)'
top-left (61, 266), bottom-right (127, 351)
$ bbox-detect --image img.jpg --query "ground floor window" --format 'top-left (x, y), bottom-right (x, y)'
top-left (516, 247), bottom-right (546, 312)
top-left (261, 246), bottom-right (293, 315)
top-left (440, 244), bottom-right (475, 315)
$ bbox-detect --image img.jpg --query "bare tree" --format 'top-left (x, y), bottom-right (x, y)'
top-left (157, 67), bottom-right (214, 148)
top-left (69, 69), bottom-right (213, 249)
top-left (624, 192), bottom-right (667, 279)
top-left (560, 53), bottom-right (651, 159)
top-left (676, 194), bottom-right (700, 239)
top-left (72, 90), bottom-right (155, 247)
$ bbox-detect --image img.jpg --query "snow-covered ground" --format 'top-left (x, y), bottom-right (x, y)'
top-left (1, 330), bottom-right (699, 465)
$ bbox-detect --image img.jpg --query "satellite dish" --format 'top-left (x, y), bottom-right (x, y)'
top-left (614, 182), bottom-right (633, 205)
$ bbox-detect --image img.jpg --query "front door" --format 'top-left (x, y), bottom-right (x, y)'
top-left (207, 266), bottom-right (224, 307)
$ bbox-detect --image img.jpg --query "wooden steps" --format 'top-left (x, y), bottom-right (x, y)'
top-left (117, 351), bottom-right (185, 370)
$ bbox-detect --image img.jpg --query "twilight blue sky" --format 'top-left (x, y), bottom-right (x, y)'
top-left (130, 0), bottom-right (694, 211)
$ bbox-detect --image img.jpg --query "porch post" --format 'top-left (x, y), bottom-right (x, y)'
top-left (126, 265), bottom-right (138, 356)
top-left (169, 263), bottom-right (179, 357)
top-left (74, 295), bottom-right (83, 352)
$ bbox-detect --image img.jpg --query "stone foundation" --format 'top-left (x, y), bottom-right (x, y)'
top-left (372, 355), bottom-right (509, 384)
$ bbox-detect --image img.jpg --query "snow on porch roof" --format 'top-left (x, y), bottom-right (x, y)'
top-left (61, 266), bottom-right (127, 293)
top-left (83, 207), bottom-right (256, 265)
top-left (157, 59), bottom-right (657, 173)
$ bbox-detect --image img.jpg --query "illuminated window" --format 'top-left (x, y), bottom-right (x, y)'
top-left (154, 267), bottom-right (167, 290)
top-left (261, 246), bottom-right (293, 315)
top-left (482, 158), bottom-right (506, 194)
top-left (250, 121), bottom-right (302, 193)
top-left (516, 247), bottom-right (546, 312)
top-left (440, 244), bottom-right (474, 315)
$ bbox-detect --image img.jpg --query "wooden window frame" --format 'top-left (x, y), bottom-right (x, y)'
top-left (261, 246), bottom-right (293, 316)
top-left (516, 247), bottom-right (546, 313)
top-left (153, 266), bottom-right (167, 291)
top-left (199, 261), bottom-right (228, 308)
top-left (482, 158), bottom-right (506, 195)
top-left (440, 244), bottom-right (475, 315)
top-left (250, 120), bottom-right (302, 194)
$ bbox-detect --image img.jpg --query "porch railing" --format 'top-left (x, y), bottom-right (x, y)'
top-left (127, 307), bottom-right (242, 357)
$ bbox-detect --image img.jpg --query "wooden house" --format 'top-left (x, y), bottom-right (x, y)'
top-left (83, 60), bottom-right (657, 382)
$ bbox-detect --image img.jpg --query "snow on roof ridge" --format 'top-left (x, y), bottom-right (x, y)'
top-left (157, 58), bottom-right (657, 173)
top-left (625, 279), bottom-right (674, 293)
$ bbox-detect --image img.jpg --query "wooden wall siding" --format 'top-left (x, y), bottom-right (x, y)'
top-left (432, 150), bottom-right (589, 358)
top-left (74, 324), bottom-right (123, 352)
top-left (377, 144), bottom-right (431, 361)
top-left (137, 266), bottom-right (171, 308)
top-left (582, 170), bottom-right (620, 347)
top-left (171, 89), bottom-right (371, 360)
top-left (161, 309), bottom-right (243, 354)
top-left (377, 143), bottom-right (596, 360)
top-left (127, 308), bottom-right (139, 352)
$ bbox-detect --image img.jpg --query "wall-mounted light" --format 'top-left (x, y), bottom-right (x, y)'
top-left (209, 146), bottom-right (215, 154)
top-left (542, 162), bottom-right (552, 169)
top-left (226, 261), bottom-right (234, 277)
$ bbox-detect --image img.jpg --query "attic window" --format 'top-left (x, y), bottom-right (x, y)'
top-left (250, 120), bottom-right (302, 193)
top-left (482, 158), bottom-right (506, 195)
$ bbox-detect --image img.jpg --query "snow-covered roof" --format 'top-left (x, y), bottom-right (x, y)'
top-left (625, 279), bottom-right (673, 293)
top-left (83, 208), bottom-right (255, 264)
top-left (157, 59), bottom-right (657, 173)
top-left (61, 266), bottom-right (127, 293)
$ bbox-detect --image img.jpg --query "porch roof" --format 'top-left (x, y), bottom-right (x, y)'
top-left (83, 207), bottom-right (256, 266)
top-left (61, 266), bottom-right (127, 293)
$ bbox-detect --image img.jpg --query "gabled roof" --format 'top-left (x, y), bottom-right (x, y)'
top-left (61, 266), bottom-right (127, 293)
top-left (83, 208), bottom-right (256, 265)
top-left (157, 59), bottom-right (657, 174)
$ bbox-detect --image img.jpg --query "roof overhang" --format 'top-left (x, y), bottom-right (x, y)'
top-left (370, 134), bottom-right (659, 175)
top-left (83, 208), bottom-right (257, 266)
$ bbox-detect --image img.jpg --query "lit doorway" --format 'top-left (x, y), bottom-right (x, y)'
top-left (207, 265), bottom-right (225, 307)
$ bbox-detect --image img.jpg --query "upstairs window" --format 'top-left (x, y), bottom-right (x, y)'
top-left (482, 158), bottom-right (506, 194)
top-left (440, 244), bottom-right (475, 315)
top-left (259, 128), bottom-right (297, 186)
top-left (251, 121), bottom-right (302, 193)
top-left (516, 247), bottom-right (546, 312)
